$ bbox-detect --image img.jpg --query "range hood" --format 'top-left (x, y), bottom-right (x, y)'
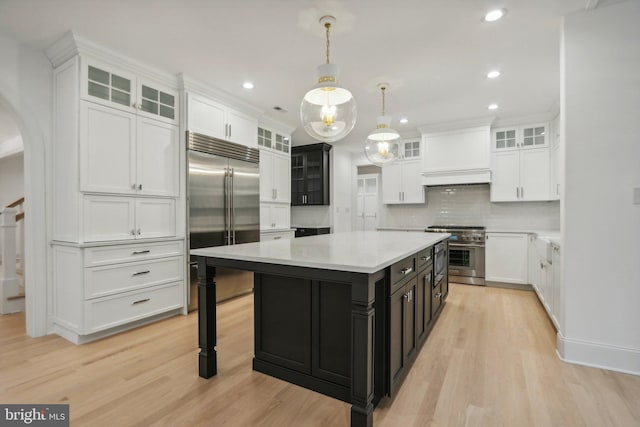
top-left (418, 121), bottom-right (493, 186)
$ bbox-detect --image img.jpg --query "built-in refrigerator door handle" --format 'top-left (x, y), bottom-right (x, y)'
top-left (230, 168), bottom-right (236, 245)
top-left (224, 168), bottom-right (230, 245)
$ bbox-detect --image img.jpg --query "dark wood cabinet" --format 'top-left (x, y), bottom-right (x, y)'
top-left (291, 143), bottom-right (331, 206)
top-left (417, 264), bottom-right (433, 344)
top-left (295, 227), bottom-right (331, 238)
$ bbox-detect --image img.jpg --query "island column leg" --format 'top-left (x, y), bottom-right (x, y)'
top-left (351, 277), bottom-right (375, 427)
top-left (197, 257), bottom-right (217, 378)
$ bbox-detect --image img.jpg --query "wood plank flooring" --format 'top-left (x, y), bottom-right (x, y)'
top-left (1, 284), bottom-right (639, 426)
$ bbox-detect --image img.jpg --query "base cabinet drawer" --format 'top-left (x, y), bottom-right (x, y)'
top-left (84, 240), bottom-right (183, 266)
top-left (84, 282), bottom-right (183, 334)
top-left (84, 256), bottom-right (183, 298)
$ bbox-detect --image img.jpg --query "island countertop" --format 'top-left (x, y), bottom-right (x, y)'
top-left (191, 230), bottom-right (450, 274)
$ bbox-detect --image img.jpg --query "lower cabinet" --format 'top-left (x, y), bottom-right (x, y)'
top-left (260, 229), bottom-right (294, 241)
top-left (388, 248), bottom-right (440, 396)
top-left (294, 227), bottom-right (331, 238)
top-left (254, 274), bottom-right (351, 387)
top-left (485, 232), bottom-right (529, 284)
top-left (53, 239), bottom-right (185, 342)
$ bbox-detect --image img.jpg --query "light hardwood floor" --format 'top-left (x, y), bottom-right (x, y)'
top-left (1, 284), bottom-right (639, 426)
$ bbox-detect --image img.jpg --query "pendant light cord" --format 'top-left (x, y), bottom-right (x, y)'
top-left (325, 22), bottom-right (331, 64)
top-left (381, 87), bottom-right (386, 116)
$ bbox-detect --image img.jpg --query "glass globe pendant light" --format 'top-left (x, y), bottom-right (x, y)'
top-left (364, 83), bottom-right (400, 164)
top-left (300, 15), bottom-right (357, 143)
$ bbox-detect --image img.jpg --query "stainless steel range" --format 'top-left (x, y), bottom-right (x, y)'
top-left (427, 226), bottom-right (486, 286)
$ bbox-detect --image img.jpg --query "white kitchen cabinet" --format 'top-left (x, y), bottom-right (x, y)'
top-left (260, 149), bottom-right (290, 203)
top-left (51, 45), bottom-right (185, 343)
top-left (485, 232), bottom-right (528, 284)
top-left (260, 203), bottom-right (290, 231)
top-left (260, 229), bottom-right (295, 241)
top-left (550, 114), bottom-right (561, 200)
top-left (53, 241), bottom-right (184, 342)
top-left (491, 147), bottom-right (550, 201)
top-left (186, 93), bottom-right (258, 147)
top-left (82, 59), bottom-right (178, 125)
top-left (491, 123), bottom-right (551, 202)
top-left (80, 101), bottom-right (179, 197)
top-left (382, 160), bottom-right (425, 204)
top-left (528, 234), bottom-right (539, 291)
top-left (83, 196), bottom-right (176, 242)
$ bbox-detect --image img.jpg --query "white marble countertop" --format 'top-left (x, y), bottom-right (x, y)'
top-left (291, 225), bottom-right (331, 229)
top-left (376, 227), bottom-right (426, 232)
top-left (191, 230), bottom-right (450, 274)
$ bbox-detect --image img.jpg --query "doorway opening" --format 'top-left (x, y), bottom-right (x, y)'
top-left (355, 170), bottom-right (380, 231)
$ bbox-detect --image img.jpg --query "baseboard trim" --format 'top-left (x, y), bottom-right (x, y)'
top-left (53, 308), bottom-right (184, 345)
top-left (556, 331), bottom-right (640, 376)
top-left (485, 281), bottom-right (533, 291)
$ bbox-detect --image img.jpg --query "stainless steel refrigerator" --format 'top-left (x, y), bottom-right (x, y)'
top-left (187, 132), bottom-right (260, 310)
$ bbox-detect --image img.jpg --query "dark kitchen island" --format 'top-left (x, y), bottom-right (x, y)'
top-left (191, 230), bottom-right (449, 427)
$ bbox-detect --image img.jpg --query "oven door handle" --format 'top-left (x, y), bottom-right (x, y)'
top-left (448, 243), bottom-right (485, 248)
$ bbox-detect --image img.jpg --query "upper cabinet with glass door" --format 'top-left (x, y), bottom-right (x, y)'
top-left (258, 126), bottom-right (290, 155)
top-left (401, 140), bottom-right (421, 160)
top-left (492, 124), bottom-right (548, 152)
top-left (81, 58), bottom-right (178, 125)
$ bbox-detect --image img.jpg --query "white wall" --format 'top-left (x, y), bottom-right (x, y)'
top-left (331, 145), bottom-right (354, 232)
top-left (0, 34), bottom-right (53, 337)
top-left (560, 0), bottom-right (640, 374)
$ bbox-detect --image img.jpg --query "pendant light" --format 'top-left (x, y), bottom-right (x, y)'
top-left (364, 83), bottom-right (400, 164)
top-left (300, 15), bottom-right (357, 143)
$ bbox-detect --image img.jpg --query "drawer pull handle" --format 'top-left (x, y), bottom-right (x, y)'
top-left (132, 298), bottom-right (150, 305)
top-left (132, 250), bottom-right (151, 255)
top-left (274, 236), bottom-right (282, 240)
top-left (132, 270), bottom-right (151, 276)
top-left (400, 267), bottom-right (413, 275)
top-left (420, 256), bottom-right (431, 262)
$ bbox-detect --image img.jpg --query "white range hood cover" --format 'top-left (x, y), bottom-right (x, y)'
top-left (418, 120), bottom-right (494, 186)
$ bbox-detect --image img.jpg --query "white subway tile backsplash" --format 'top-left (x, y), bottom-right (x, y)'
top-left (380, 184), bottom-right (559, 230)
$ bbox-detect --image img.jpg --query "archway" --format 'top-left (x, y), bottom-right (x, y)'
top-left (0, 83), bottom-right (50, 337)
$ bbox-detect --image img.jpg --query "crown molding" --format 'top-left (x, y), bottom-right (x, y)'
top-left (492, 111), bottom-right (556, 127)
top-left (45, 30), bottom-right (177, 87)
top-left (417, 116), bottom-right (496, 134)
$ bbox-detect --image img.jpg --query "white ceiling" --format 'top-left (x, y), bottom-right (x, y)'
top-left (0, 0), bottom-right (598, 151)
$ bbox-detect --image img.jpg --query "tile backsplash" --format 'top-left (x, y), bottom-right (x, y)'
top-left (380, 184), bottom-right (560, 230)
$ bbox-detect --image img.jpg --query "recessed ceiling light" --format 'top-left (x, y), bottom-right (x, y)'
top-left (488, 103), bottom-right (499, 110)
top-left (400, 118), bottom-right (409, 124)
top-left (484, 9), bottom-right (506, 22)
top-left (242, 82), bottom-right (254, 89)
top-left (487, 70), bottom-right (501, 79)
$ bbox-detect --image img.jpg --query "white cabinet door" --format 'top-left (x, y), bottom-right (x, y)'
top-left (528, 234), bottom-right (539, 291)
top-left (401, 160), bottom-right (425, 204)
top-left (259, 150), bottom-right (275, 201)
top-left (485, 233), bottom-right (528, 284)
top-left (492, 127), bottom-right (519, 151)
top-left (81, 59), bottom-right (137, 114)
top-left (83, 195), bottom-right (135, 242)
top-left (136, 79), bottom-right (178, 125)
top-left (382, 162), bottom-right (403, 204)
top-left (260, 203), bottom-right (290, 230)
top-left (520, 148), bottom-right (550, 201)
top-left (272, 153), bottom-right (290, 203)
top-left (227, 108), bottom-right (258, 147)
top-left (186, 93), bottom-right (226, 139)
top-left (271, 204), bottom-right (290, 230)
top-left (135, 198), bottom-right (176, 239)
top-left (80, 102), bottom-right (136, 195)
top-left (137, 117), bottom-right (179, 197)
top-left (490, 151), bottom-right (519, 201)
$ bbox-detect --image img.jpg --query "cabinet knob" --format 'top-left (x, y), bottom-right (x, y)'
top-left (138, 184), bottom-right (142, 190)
top-left (130, 229), bottom-right (136, 236)
top-left (132, 183), bottom-right (137, 190)
top-left (137, 228), bottom-right (141, 235)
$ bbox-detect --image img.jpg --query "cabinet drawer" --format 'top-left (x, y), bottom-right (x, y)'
top-left (84, 241), bottom-right (184, 267)
top-left (84, 256), bottom-right (183, 299)
top-left (260, 230), bottom-right (294, 241)
top-left (390, 255), bottom-right (417, 288)
top-left (84, 282), bottom-right (183, 334)
top-left (416, 246), bottom-right (433, 271)
top-left (432, 280), bottom-right (443, 317)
